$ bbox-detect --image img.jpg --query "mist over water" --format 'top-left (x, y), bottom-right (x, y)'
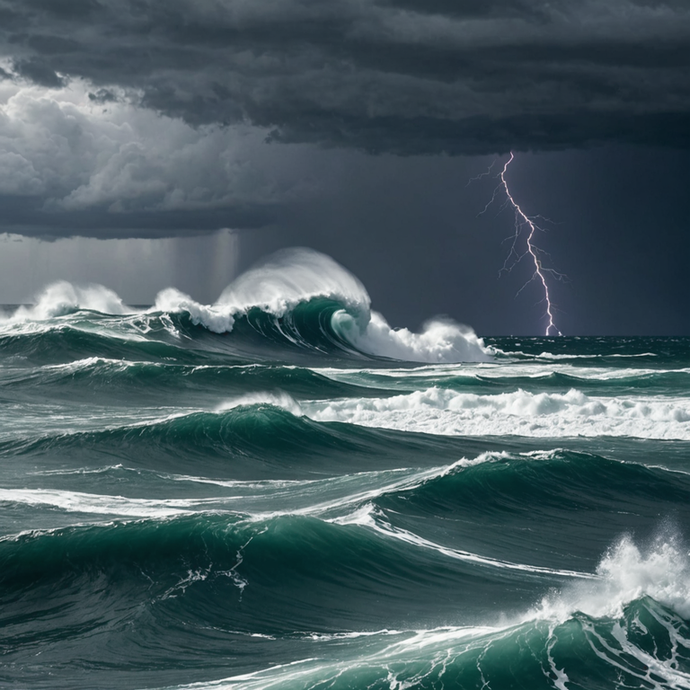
top-left (1, 248), bottom-right (690, 689)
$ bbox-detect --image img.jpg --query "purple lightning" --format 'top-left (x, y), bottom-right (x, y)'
top-left (481, 152), bottom-right (564, 336)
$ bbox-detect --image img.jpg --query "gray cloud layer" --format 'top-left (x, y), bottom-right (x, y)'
top-left (2, 0), bottom-right (690, 154)
top-left (0, 78), bottom-right (321, 236)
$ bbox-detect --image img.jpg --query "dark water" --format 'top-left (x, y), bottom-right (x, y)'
top-left (2, 250), bottom-right (690, 690)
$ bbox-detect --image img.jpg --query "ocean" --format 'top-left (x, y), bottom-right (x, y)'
top-left (1, 248), bottom-right (689, 690)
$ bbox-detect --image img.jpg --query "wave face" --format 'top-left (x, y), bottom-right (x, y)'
top-left (1, 250), bottom-right (690, 689)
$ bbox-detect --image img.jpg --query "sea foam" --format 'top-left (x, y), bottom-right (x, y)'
top-left (2, 281), bottom-right (130, 323)
top-left (533, 532), bottom-right (690, 622)
top-left (307, 387), bottom-right (690, 439)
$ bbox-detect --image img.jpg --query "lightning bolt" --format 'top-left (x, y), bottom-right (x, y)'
top-left (479, 152), bottom-right (565, 336)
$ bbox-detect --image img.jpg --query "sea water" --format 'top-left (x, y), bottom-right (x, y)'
top-left (1, 248), bottom-right (689, 689)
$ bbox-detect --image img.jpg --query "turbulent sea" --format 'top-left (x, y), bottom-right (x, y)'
top-left (2, 249), bottom-right (690, 690)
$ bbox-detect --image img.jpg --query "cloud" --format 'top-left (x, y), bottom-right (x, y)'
top-left (0, 0), bottom-right (688, 154)
top-left (0, 0), bottom-right (688, 239)
top-left (0, 78), bottom-right (321, 237)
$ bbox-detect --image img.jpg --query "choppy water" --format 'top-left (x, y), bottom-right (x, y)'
top-left (2, 249), bottom-right (690, 690)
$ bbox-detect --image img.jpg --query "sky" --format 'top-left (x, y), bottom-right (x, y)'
top-left (0, 0), bottom-right (688, 335)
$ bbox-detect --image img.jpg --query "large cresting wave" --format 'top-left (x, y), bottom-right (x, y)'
top-left (2, 248), bottom-right (490, 364)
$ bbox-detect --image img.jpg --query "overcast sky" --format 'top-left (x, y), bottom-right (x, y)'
top-left (0, 0), bottom-right (688, 334)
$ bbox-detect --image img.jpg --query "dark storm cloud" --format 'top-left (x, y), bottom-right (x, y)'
top-left (0, 194), bottom-right (275, 240)
top-left (1, 0), bottom-right (689, 154)
top-left (12, 58), bottom-right (65, 87)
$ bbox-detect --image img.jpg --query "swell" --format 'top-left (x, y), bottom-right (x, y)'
top-left (452, 370), bottom-right (690, 396)
top-left (0, 357), bottom-right (381, 404)
top-left (0, 323), bottom-right (209, 366)
top-left (3, 514), bottom-right (690, 690)
top-left (380, 449), bottom-right (690, 515)
top-left (372, 449), bottom-right (690, 572)
top-left (0, 405), bottom-right (361, 475)
top-left (5, 446), bottom-right (690, 576)
top-left (0, 403), bottom-right (470, 480)
top-left (161, 598), bottom-right (690, 690)
top-left (330, 368), bottom-right (690, 397)
top-left (5, 393), bottom-right (690, 483)
top-left (489, 335), bottom-right (690, 368)
top-left (0, 513), bottom-right (557, 640)
top-left (8, 358), bottom-right (690, 415)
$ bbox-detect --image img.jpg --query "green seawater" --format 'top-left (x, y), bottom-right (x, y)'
top-left (1, 283), bottom-right (690, 689)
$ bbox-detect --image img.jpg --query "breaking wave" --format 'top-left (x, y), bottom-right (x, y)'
top-left (307, 387), bottom-right (690, 439)
top-left (1, 249), bottom-right (490, 364)
top-left (147, 531), bottom-right (690, 690)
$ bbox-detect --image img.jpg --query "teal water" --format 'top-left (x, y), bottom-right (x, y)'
top-left (1, 251), bottom-right (690, 689)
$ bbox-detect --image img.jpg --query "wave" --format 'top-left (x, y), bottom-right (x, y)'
top-left (13, 446), bottom-right (674, 529)
top-left (378, 448), bottom-right (690, 510)
top-left (148, 532), bottom-right (690, 690)
top-left (7, 354), bottom-right (690, 415)
top-left (305, 386), bottom-right (690, 439)
top-left (6, 393), bottom-right (690, 486)
top-left (0, 357), bottom-right (380, 403)
top-left (317, 364), bottom-right (690, 397)
top-left (1, 281), bottom-right (131, 321)
top-left (6, 447), bottom-right (690, 577)
top-left (154, 248), bottom-right (489, 363)
top-left (1, 249), bottom-right (491, 364)
top-left (489, 335), bottom-right (690, 368)
top-left (0, 321), bottom-right (203, 366)
top-left (0, 512), bottom-right (575, 636)
top-left (0, 398), bottom-right (471, 480)
top-left (0, 403), bottom-right (369, 477)
top-left (366, 448), bottom-right (690, 573)
top-left (3, 455), bottom-right (690, 687)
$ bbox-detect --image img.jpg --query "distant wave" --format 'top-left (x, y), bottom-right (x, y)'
top-left (306, 387), bottom-right (690, 439)
top-left (1, 281), bottom-right (129, 320)
top-left (0, 249), bottom-right (491, 364)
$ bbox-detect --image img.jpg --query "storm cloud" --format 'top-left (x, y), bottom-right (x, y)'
top-left (1, 0), bottom-right (689, 155)
top-left (0, 77), bottom-right (320, 237)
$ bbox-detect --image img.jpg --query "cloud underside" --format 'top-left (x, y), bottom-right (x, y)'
top-left (2, 0), bottom-right (690, 155)
top-left (1, 0), bottom-right (689, 239)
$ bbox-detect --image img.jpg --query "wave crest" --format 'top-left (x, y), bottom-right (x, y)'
top-left (217, 247), bottom-right (371, 320)
top-left (535, 532), bottom-right (690, 622)
top-left (4, 249), bottom-right (490, 364)
top-left (213, 248), bottom-right (489, 363)
top-left (3, 281), bottom-right (129, 322)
